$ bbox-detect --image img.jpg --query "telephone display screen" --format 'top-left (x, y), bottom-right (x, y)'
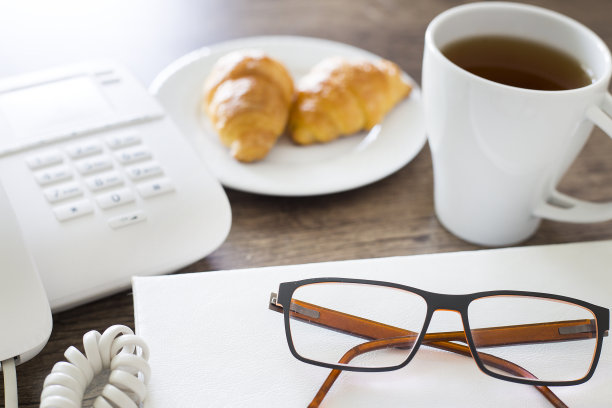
top-left (0, 75), bottom-right (114, 141)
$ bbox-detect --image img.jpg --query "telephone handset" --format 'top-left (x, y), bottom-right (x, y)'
top-left (0, 182), bottom-right (52, 365)
top-left (0, 182), bottom-right (52, 408)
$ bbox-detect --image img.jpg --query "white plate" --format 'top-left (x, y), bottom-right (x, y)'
top-left (150, 36), bottom-right (426, 196)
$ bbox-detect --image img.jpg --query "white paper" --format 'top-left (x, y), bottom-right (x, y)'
top-left (133, 240), bottom-right (612, 407)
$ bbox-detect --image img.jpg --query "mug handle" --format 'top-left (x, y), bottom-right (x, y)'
top-left (533, 93), bottom-right (612, 223)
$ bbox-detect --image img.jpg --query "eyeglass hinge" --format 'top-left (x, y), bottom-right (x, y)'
top-left (269, 292), bottom-right (283, 313)
top-left (268, 292), bottom-right (320, 319)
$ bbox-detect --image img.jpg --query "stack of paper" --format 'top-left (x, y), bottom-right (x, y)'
top-left (133, 240), bottom-right (612, 407)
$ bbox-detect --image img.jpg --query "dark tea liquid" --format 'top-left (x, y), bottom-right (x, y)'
top-left (442, 35), bottom-right (594, 90)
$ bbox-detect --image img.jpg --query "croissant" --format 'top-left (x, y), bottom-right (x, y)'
top-left (288, 57), bottom-right (412, 145)
top-left (203, 50), bottom-right (294, 162)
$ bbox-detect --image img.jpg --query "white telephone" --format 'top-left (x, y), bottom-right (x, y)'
top-left (0, 61), bottom-right (231, 312)
top-left (0, 61), bottom-right (232, 407)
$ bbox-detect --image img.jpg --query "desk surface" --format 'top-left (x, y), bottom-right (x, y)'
top-left (2, 0), bottom-right (612, 405)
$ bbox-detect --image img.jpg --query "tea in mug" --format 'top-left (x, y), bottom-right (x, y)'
top-left (442, 35), bottom-right (594, 90)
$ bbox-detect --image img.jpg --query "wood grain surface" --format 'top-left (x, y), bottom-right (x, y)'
top-left (1, 0), bottom-right (611, 406)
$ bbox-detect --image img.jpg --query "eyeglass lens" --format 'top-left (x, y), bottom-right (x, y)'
top-left (468, 295), bottom-right (598, 382)
top-left (289, 282), bottom-right (427, 369)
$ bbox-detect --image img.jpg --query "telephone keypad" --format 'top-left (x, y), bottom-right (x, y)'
top-left (28, 132), bottom-right (174, 224)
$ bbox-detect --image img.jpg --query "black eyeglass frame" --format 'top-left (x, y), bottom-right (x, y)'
top-left (275, 277), bottom-right (610, 387)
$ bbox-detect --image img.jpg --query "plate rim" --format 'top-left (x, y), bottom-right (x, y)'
top-left (150, 35), bottom-right (426, 196)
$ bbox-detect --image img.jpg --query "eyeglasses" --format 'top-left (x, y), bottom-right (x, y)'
top-left (269, 278), bottom-right (609, 408)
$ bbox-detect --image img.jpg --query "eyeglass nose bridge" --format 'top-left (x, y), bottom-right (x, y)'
top-left (415, 293), bottom-right (474, 343)
top-left (426, 292), bottom-right (473, 314)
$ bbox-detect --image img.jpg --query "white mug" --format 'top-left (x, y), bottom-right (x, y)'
top-left (422, 2), bottom-right (612, 246)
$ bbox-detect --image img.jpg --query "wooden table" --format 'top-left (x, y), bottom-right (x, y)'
top-left (1, 0), bottom-right (611, 405)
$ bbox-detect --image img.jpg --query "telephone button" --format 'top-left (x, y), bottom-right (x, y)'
top-left (108, 210), bottom-right (147, 229)
top-left (53, 199), bottom-right (94, 221)
top-left (66, 141), bottom-right (103, 159)
top-left (35, 165), bottom-right (73, 185)
top-left (96, 188), bottom-right (135, 209)
top-left (106, 133), bottom-right (141, 149)
top-left (75, 156), bottom-right (113, 175)
top-left (137, 178), bottom-right (175, 198)
top-left (126, 162), bottom-right (163, 181)
top-left (86, 171), bottom-right (124, 192)
top-left (26, 150), bottom-right (63, 169)
top-left (115, 147), bottom-right (151, 164)
top-left (44, 183), bottom-right (83, 203)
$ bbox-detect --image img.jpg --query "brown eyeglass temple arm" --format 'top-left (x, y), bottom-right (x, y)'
top-left (307, 336), bottom-right (567, 408)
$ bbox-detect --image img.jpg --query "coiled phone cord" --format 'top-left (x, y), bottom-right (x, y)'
top-left (39, 325), bottom-right (150, 408)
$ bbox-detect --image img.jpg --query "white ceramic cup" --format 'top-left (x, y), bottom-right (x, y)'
top-left (422, 2), bottom-right (612, 246)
